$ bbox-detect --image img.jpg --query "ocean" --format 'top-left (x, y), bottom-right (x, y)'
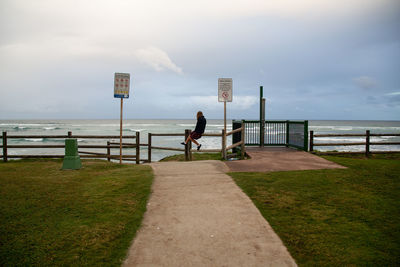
top-left (1, 120), bottom-right (399, 162)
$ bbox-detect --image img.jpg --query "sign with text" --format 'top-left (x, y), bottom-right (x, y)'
top-left (114, 73), bottom-right (130, 98)
top-left (218, 78), bottom-right (233, 102)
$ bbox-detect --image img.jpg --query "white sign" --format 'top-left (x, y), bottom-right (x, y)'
top-left (218, 78), bottom-right (233, 102)
top-left (114, 73), bottom-right (130, 98)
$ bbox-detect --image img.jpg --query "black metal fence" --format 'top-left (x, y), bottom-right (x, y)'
top-left (287, 121), bottom-right (308, 150)
top-left (233, 120), bottom-right (308, 151)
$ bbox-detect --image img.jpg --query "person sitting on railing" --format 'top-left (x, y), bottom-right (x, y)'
top-left (181, 111), bottom-right (207, 150)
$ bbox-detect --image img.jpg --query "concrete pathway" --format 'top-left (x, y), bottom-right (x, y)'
top-left (123, 160), bottom-right (297, 267)
top-left (226, 147), bottom-right (346, 172)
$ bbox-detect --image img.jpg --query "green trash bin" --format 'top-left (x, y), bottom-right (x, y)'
top-left (62, 139), bottom-right (82, 170)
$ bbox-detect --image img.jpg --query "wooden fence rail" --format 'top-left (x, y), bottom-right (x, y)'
top-left (147, 130), bottom-right (227, 162)
top-left (1, 131), bottom-right (140, 163)
top-left (310, 130), bottom-right (400, 157)
top-left (2, 124), bottom-right (247, 163)
top-left (147, 123), bottom-right (246, 161)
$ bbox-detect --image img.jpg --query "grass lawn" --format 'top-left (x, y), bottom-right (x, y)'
top-left (0, 159), bottom-right (153, 266)
top-left (229, 154), bottom-right (400, 266)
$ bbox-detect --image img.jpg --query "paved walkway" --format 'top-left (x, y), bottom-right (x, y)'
top-left (123, 160), bottom-right (297, 267)
top-left (225, 147), bottom-right (346, 172)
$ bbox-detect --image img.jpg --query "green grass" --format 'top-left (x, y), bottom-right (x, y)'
top-left (0, 159), bottom-right (153, 266)
top-left (229, 155), bottom-right (400, 266)
top-left (314, 152), bottom-right (400, 160)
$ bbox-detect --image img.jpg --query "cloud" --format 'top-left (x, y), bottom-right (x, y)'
top-left (385, 92), bottom-right (400, 107)
top-left (232, 96), bottom-right (258, 110)
top-left (188, 95), bottom-right (257, 110)
top-left (365, 92), bottom-right (400, 108)
top-left (353, 76), bottom-right (377, 90)
top-left (189, 96), bottom-right (219, 110)
top-left (1, 0), bottom-right (399, 120)
top-left (135, 47), bottom-right (183, 74)
top-left (385, 91), bottom-right (400, 96)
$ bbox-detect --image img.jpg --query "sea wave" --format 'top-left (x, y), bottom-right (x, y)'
top-left (25, 138), bottom-right (43, 142)
top-left (311, 125), bottom-right (400, 132)
top-left (314, 137), bottom-right (398, 142)
top-left (97, 124), bottom-right (120, 127)
top-left (0, 123), bottom-right (43, 126)
top-left (176, 124), bottom-right (195, 127)
top-left (215, 126), bottom-right (233, 130)
top-left (13, 126), bottom-right (27, 130)
top-left (312, 126), bottom-right (354, 131)
top-left (208, 124), bottom-right (224, 127)
top-left (350, 126), bottom-right (400, 130)
top-left (136, 124), bottom-right (162, 127)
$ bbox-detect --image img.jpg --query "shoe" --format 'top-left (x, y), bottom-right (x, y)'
top-left (181, 142), bottom-right (186, 145)
top-left (197, 144), bottom-right (202, 151)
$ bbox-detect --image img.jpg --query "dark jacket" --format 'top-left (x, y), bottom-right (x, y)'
top-left (194, 116), bottom-right (206, 134)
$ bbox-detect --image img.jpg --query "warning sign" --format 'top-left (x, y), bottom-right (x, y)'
top-left (218, 78), bottom-right (232, 102)
top-left (114, 73), bottom-right (130, 98)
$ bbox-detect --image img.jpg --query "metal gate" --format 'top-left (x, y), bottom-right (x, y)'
top-left (232, 120), bottom-right (308, 151)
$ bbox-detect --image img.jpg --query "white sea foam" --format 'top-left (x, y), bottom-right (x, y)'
top-left (98, 124), bottom-right (120, 127)
top-left (315, 136), bottom-right (396, 142)
top-left (314, 137), bottom-right (365, 142)
top-left (136, 124), bottom-right (162, 127)
top-left (177, 124), bottom-right (195, 127)
top-left (208, 124), bottom-right (224, 127)
top-left (1, 123), bottom-right (42, 126)
top-left (25, 138), bottom-right (43, 142)
top-left (311, 126), bottom-right (353, 131)
top-left (350, 126), bottom-right (400, 130)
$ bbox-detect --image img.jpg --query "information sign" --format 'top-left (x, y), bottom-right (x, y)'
top-left (114, 73), bottom-right (130, 98)
top-left (218, 78), bottom-right (233, 102)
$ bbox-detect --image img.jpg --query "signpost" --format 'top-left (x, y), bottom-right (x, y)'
top-left (218, 78), bottom-right (233, 160)
top-left (114, 73), bottom-right (130, 164)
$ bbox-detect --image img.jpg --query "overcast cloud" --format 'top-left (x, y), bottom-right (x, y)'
top-left (0, 0), bottom-right (399, 120)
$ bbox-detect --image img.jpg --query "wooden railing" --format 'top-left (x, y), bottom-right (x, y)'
top-left (148, 123), bottom-right (246, 161)
top-left (1, 123), bottom-right (247, 163)
top-left (224, 126), bottom-right (245, 160)
top-left (310, 130), bottom-right (400, 156)
top-left (1, 131), bottom-right (141, 163)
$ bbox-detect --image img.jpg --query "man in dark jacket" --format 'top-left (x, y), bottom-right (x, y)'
top-left (181, 111), bottom-right (206, 150)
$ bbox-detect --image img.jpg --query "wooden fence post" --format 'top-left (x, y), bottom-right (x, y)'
top-left (148, 133), bottom-right (152, 163)
top-left (2, 132), bottom-right (7, 162)
top-left (366, 130), bottom-right (370, 157)
top-left (222, 129), bottom-right (227, 160)
top-left (107, 141), bottom-right (111, 161)
top-left (136, 132), bottom-right (140, 164)
top-left (188, 130), bottom-right (192, 161)
top-left (68, 131), bottom-right (72, 138)
top-left (240, 123), bottom-right (245, 160)
top-left (310, 130), bottom-right (314, 152)
top-left (185, 129), bottom-right (190, 161)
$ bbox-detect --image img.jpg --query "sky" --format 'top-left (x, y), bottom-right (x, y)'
top-left (0, 0), bottom-right (399, 120)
